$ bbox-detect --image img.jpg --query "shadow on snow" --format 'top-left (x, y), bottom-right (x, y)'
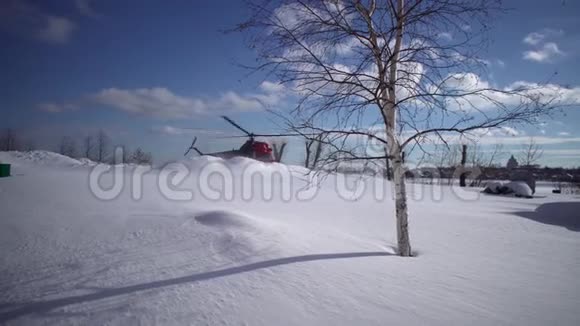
top-left (0, 251), bottom-right (392, 322)
top-left (510, 202), bottom-right (580, 232)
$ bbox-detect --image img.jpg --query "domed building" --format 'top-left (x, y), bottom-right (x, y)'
top-left (506, 155), bottom-right (518, 170)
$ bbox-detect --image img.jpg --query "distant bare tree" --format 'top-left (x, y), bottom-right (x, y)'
top-left (459, 144), bottom-right (468, 187)
top-left (23, 140), bottom-right (36, 151)
top-left (83, 135), bottom-right (95, 160)
top-left (272, 140), bottom-right (288, 162)
top-left (0, 129), bottom-right (19, 151)
top-left (130, 147), bottom-right (152, 164)
top-left (429, 144), bottom-right (461, 185)
top-left (304, 133), bottom-right (325, 169)
top-left (518, 138), bottom-right (543, 167)
top-left (238, 0), bottom-right (559, 256)
top-left (96, 130), bottom-right (110, 163)
top-left (117, 145), bottom-right (130, 164)
top-left (59, 136), bottom-right (78, 158)
top-left (469, 143), bottom-right (504, 168)
top-left (446, 145), bottom-right (461, 169)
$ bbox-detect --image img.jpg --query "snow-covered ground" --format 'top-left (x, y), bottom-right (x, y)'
top-left (0, 151), bottom-right (579, 325)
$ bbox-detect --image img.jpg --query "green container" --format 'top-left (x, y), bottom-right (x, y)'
top-left (0, 164), bottom-right (10, 178)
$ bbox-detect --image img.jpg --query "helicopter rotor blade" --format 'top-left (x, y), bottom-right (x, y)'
top-left (218, 116), bottom-right (324, 139)
top-left (215, 135), bottom-right (252, 139)
top-left (215, 132), bottom-right (320, 139)
top-left (251, 133), bottom-right (307, 137)
top-left (221, 115), bottom-right (252, 136)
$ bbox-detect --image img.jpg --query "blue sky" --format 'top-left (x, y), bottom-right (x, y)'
top-left (1, 0), bottom-right (580, 167)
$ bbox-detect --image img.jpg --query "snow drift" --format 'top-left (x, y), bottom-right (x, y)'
top-left (483, 180), bottom-right (534, 198)
top-left (0, 151), bottom-right (578, 325)
top-left (0, 150), bottom-right (96, 168)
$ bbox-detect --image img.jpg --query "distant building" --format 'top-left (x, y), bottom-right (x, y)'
top-left (506, 155), bottom-right (518, 170)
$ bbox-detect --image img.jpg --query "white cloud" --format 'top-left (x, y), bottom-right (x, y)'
top-left (38, 102), bottom-right (78, 113)
top-left (523, 29), bottom-right (563, 45)
top-left (0, 1), bottom-right (76, 44)
top-left (43, 82), bottom-right (287, 119)
top-left (522, 29), bottom-right (565, 63)
top-left (440, 133), bottom-right (580, 146)
top-left (523, 32), bottom-right (545, 45)
top-left (152, 125), bottom-right (191, 136)
top-left (496, 59), bottom-right (506, 68)
top-left (438, 73), bottom-right (580, 112)
top-left (500, 126), bottom-right (520, 136)
top-left (151, 126), bottom-right (227, 137)
top-left (335, 37), bottom-right (363, 56)
top-left (510, 81), bottom-right (580, 106)
top-left (74, 0), bottom-right (99, 17)
top-left (540, 149), bottom-right (580, 156)
top-left (437, 32), bottom-right (453, 41)
top-left (443, 72), bottom-right (491, 91)
top-left (274, 2), bottom-right (351, 32)
top-left (523, 42), bottom-right (564, 63)
top-left (38, 103), bottom-right (64, 113)
top-left (407, 129), bottom-right (580, 154)
top-left (461, 126), bottom-right (522, 138)
top-left (92, 87), bottom-right (207, 118)
top-left (259, 81), bottom-right (285, 93)
top-left (465, 134), bottom-right (580, 146)
top-left (558, 131), bottom-right (571, 136)
top-left (36, 15), bottom-right (75, 44)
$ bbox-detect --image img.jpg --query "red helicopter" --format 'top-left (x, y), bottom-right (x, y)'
top-left (184, 116), bottom-right (290, 162)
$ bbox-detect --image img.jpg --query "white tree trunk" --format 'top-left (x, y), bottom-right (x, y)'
top-left (386, 0), bottom-right (411, 256)
top-left (357, 0), bottom-right (412, 256)
top-left (391, 149), bottom-right (411, 256)
top-left (385, 108), bottom-right (411, 257)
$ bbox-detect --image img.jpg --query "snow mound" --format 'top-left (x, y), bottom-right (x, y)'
top-left (184, 155), bottom-right (224, 164)
top-left (0, 151), bottom-right (146, 169)
top-left (483, 180), bottom-right (533, 198)
top-left (1, 156), bottom-right (579, 325)
top-left (180, 155), bottom-right (310, 177)
top-left (195, 210), bottom-right (255, 229)
top-left (192, 210), bottom-right (282, 262)
top-left (505, 181), bottom-right (533, 197)
top-left (0, 151), bottom-right (87, 167)
top-left (484, 181), bottom-right (505, 194)
top-left (181, 155), bottom-right (263, 170)
top-left (77, 157), bottom-right (98, 166)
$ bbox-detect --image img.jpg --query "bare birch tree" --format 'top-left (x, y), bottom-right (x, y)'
top-left (237, 0), bottom-right (559, 256)
top-left (518, 137), bottom-right (543, 167)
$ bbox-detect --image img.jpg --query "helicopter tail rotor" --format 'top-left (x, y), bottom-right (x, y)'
top-left (184, 137), bottom-right (203, 156)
